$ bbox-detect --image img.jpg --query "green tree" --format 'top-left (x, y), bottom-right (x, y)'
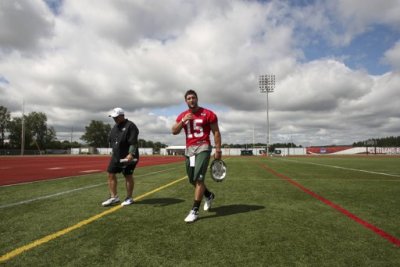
top-left (26, 112), bottom-right (54, 150)
top-left (81, 120), bottom-right (111, 147)
top-left (7, 112), bottom-right (57, 150)
top-left (0, 106), bottom-right (11, 148)
top-left (7, 117), bottom-right (24, 148)
top-left (353, 136), bottom-right (400, 147)
top-left (44, 127), bottom-right (57, 147)
top-left (153, 141), bottom-right (166, 153)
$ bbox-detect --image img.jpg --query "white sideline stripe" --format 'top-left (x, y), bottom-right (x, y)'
top-left (0, 184), bottom-right (105, 209)
top-left (0, 168), bottom-right (178, 209)
top-left (279, 158), bottom-right (400, 178)
top-left (0, 175), bottom-right (187, 263)
top-left (1, 173), bottom-right (104, 188)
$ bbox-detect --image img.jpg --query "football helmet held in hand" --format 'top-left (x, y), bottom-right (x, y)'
top-left (210, 159), bottom-right (227, 182)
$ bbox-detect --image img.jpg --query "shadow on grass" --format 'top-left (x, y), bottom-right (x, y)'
top-left (200, 204), bottom-right (265, 220)
top-left (136, 197), bottom-right (185, 207)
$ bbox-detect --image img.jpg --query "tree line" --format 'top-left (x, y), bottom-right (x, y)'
top-left (223, 142), bottom-right (300, 152)
top-left (1, 105), bottom-right (399, 153)
top-left (352, 136), bottom-right (400, 147)
top-left (0, 106), bottom-right (167, 152)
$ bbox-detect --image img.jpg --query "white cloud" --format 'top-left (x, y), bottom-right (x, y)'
top-left (287, 0), bottom-right (400, 47)
top-left (0, 0), bottom-right (54, 52)
top-left (336, 0), bottom-right (400, 27)
top-left (329, 0), bottom-right (400, 46)
top-left (0, 0), bottom-right (399, 147)
top-left (383, 41), bottom-right (400, 70)
top-left (275, 60), bottom-right (372, 112)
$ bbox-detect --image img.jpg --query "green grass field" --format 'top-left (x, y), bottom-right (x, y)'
top-left (1, 156), bottom-right (399, 266)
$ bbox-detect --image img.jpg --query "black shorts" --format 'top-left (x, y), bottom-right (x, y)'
top-left (107, 158), bottom-right (138, 176)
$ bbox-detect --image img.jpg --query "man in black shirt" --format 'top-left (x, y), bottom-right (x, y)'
top-left (102, 107), bottom-right (140, 207)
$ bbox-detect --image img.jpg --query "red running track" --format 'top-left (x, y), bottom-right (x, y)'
top-left (0, 156), bottom-right (184, 186)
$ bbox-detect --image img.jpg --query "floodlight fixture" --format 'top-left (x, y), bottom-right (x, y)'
top-left (259, 74), bottom-right (275, 93)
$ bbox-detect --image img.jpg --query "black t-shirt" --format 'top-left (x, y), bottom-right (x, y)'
top-left (108, 119), bottom-right (139, 161)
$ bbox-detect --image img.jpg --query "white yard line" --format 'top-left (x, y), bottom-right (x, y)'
top-left (0, 175), bottom-right (188, 263)
top-left (0, 167), bottom-right (178, 209)
top-left (0, 183), bottom-right (105, 209)
top-left (279, 158), bottom-right (400, 178)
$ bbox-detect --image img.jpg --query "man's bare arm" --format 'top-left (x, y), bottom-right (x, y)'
top-left (172, 120), bottom-right (184, 135)
top-left (211, 122), bottom-right (222, 159)
top-left (172, 113), bottom-right (193, 135)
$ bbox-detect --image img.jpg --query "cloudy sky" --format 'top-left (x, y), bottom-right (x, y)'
top-left (1, 0), bottom-right (399, 147)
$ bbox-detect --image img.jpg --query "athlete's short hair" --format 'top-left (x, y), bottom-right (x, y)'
top-left (184, 89), bottom-right (197, 100)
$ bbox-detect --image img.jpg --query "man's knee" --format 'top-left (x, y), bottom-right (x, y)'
top-left (108, 173), bottom-right (117, 180)
top-left (124, 175), bottom-right (133, 181)
top-left (195, 180), bottom-right (204, 187)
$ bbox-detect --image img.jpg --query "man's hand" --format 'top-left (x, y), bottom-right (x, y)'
top-left (182, 113), bottom-right (194, 124)
top-left (126, 153), bottom-right (134, 162)
top-left (214, 150), bottom-right (222, 160)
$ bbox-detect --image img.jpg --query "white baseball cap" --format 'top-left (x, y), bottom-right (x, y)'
top-left (109, 107), bottom-right (125, 118)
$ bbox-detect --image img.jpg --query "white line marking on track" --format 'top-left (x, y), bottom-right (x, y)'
top-left (0, 167), bottom-right (178, 209)
top-left (80, 170), bottom-right (101, 173)
top-left (47, 167), bottom-right (64, 170)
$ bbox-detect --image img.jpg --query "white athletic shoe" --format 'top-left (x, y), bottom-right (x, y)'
top-left (121, 197), bottom-right (134, 206)
top-left (101, 196), bottom-right (120, 207)
top-left (184, 210), bottom-right (199, 223)
top-left (203, 193), bottom-right (215, 211)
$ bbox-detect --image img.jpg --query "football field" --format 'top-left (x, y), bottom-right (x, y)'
top-left (1, 155), bottom-right (399, 266)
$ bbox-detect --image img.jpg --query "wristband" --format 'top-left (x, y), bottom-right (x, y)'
top-left (128, 145), bottom-right (136, 155)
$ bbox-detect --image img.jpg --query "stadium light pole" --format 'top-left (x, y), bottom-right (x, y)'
top-left (21, 99), bottom-right (25, 156)
top-left (259, 74), bottom-right (275, 156)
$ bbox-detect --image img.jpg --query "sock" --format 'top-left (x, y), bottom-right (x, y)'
top-left (204, 188), bottom-right (211, 198)
top-left (192, 200), bottom-right (201, 211)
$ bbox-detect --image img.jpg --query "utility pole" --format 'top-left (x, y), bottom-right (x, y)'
top-left (21, 99), bottom-right (25, 155)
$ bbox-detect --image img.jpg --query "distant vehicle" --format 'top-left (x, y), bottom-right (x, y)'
top-left (240, 150), bottom-right (253, 156)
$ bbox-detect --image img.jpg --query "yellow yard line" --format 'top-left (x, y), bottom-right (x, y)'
top-left (0, 176), bottom-right (187, 263)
